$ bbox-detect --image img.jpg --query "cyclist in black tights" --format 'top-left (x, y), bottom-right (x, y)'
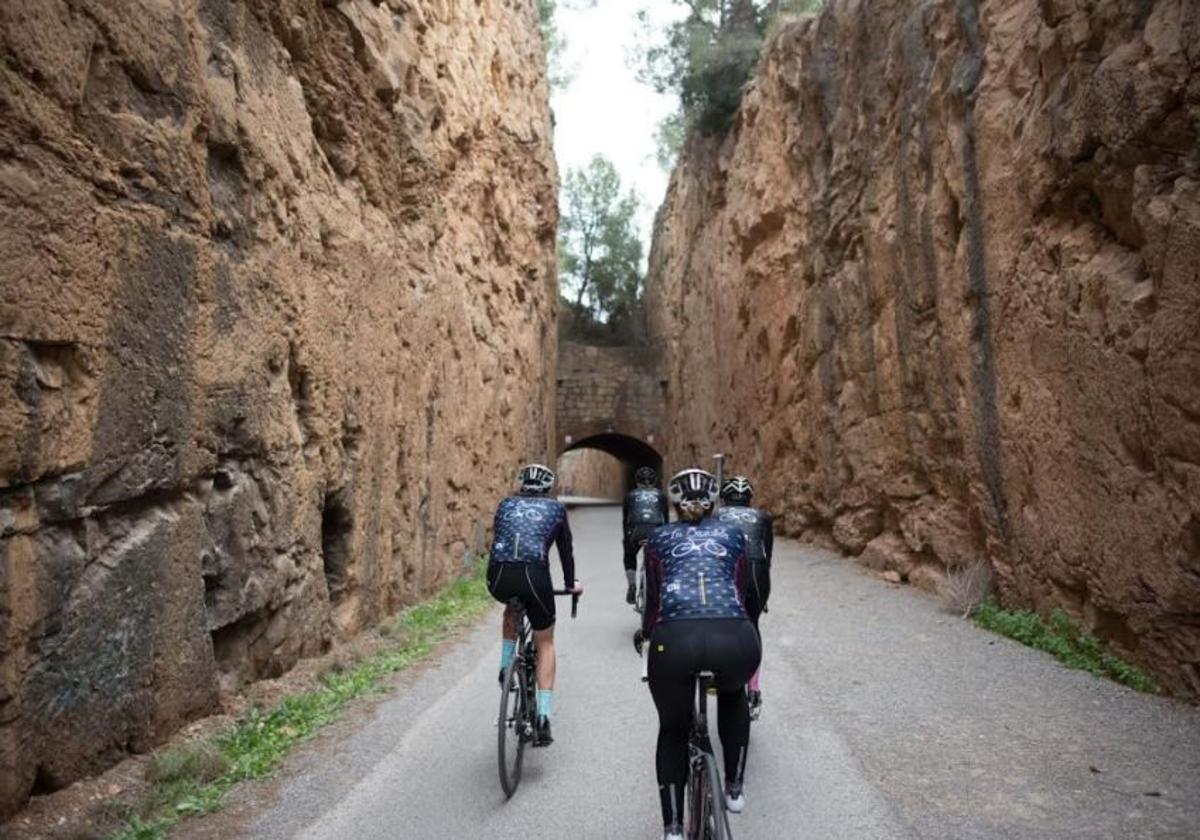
top-left (633, 468), bottom-right (762, 840)
top-left (716, 475), bottom-right (773, 719)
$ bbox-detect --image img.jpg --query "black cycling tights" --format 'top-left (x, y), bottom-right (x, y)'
top-left (647, 619), bottom-right (761, 827)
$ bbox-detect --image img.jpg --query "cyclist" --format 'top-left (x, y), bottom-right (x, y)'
top-left (716, 476), bottom-right (773, 719)
top-left (486, 463), bottom-right (583, 747)
top-left (622, 465), bottom-right (670, 604)
top-left (634, 468), bottom-right (761, 838)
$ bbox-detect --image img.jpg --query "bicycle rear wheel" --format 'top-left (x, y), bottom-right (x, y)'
top-left (687, 753), bottom-right (731, 840)
top-left (635, 563), bottom-right (647, 615)
top-left (497, 656), bottom-right (529, 798)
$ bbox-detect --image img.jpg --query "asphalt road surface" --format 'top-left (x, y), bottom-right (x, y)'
top-left (184, 506), bottom-right (1200, 840)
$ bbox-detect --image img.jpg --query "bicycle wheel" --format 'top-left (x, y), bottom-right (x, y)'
top-left (497, 655), bottom-right (528, 798)
top-left (635, 564), bottom-right (646, 615)
top-left (687, 753), bottom-right (731, 840)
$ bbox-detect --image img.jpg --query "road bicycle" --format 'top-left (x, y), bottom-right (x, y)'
top-left (639, 658), bottom-right (735, 839)
top-left (684, 671), bottom-right (735, 839)
top-left (497, 589), bottom-right (578, 798)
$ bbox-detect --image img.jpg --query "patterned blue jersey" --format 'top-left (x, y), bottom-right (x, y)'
top-left (641, 520), bottom-right (749, 634)
top-left (488, 494), bottom-right (575, 586)
top-left (715, 505), bottom-right (774, 564)
top-left (623, 487), bottom-right (669, 531)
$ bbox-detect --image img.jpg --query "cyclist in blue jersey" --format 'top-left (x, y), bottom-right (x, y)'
top-left (716, 476), bottom-right (773, 719)
top-left (622, 465), bottom-right (670, 604)
top-left (486, 463), bottom-right (582, 747)
top-left (634, 468), bottom-right (761, 839)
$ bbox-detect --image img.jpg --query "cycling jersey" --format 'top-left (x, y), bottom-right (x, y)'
top-left (641, 520), bottom-right (749, 636)
top-left (623, 487), bottom-right (669, 531)
top-left (488, 494), bottom-right (575, 587)
top-left (715, 505), bottom-right (773, 564)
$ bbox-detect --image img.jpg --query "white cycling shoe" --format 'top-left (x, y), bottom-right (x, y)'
top-left (724, 782), bottom-right (746, 814)
top-left (663, 826), bottom-right (684, 840)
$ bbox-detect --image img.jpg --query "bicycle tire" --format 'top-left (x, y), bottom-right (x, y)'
top-left (685, 761), bottom-right (701, 840)
top-left (687, 752), bottom-right (730, 840)
top-left (497, 656), bottom-right (528, 798)
top-left (635, 565), bottom-right (646, 615)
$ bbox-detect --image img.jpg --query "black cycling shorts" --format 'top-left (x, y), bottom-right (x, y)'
top-left (487, 563), bottom-right (556, 631)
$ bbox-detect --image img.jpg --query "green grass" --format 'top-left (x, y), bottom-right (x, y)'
top-left (111, 563), bottom-right (492, 840)
top-left (972, 600), bottom-right (1159, 694)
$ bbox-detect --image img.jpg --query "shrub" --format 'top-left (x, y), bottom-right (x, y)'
top-left (973, 601), bottom-right (1159, 693)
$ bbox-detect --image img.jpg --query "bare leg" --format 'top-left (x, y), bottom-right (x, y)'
top-left (533, 626), bottom-right (556, 690)
top-left (502, 604), bottom-right (518, 641)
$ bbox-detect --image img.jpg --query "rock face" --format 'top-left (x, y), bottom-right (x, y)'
top-left (647, 0), bottom-right (1199, 695)
top-left (0, 0), bottom-right (556, 815)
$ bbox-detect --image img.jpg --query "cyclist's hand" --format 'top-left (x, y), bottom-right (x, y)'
top-left (571, 579), bottom-right (584, 596)
top-left (633, 629), bottom-right (645, 656)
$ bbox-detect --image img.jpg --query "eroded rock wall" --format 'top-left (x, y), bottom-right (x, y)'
top-left (0, 0), bottom-right (556, 813)
top-left (647, 0), bottom-right (1199, 694)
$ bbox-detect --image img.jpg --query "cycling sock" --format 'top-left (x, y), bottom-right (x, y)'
top-left (748, 668), bottom-right (761, 693)
top-left (626, 569), bottom-right (636, 586)
top-left (499, 639), bottom-right (515, 672)
top-left (537, 689), bottom-right (553, 718)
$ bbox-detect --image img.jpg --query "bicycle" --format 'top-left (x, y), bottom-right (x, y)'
top-left (685, 671), bottom-right (734, 840)
top-left (639, 658), bottom-right (735, 840)
top-left (497, 589), bottom-right (579, 798)
top-left (634, 537), bottom-right (648, 615)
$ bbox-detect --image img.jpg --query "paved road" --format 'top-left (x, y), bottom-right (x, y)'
top-left (185, 507), bottom-right (1200, 840)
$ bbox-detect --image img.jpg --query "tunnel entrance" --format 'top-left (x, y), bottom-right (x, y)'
top-left (557, 432), bottom-right (663, 498)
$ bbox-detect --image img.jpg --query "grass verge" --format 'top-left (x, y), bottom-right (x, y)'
top-left (972, 600), bottom-right (1159, 694)
top-left (112, 563), bottom-right (492, 840)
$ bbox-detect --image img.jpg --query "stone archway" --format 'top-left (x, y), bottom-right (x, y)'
top-left (556, 341), bottom-right (665, 463)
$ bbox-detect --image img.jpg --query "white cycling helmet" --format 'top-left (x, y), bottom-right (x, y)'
top-left (720, 476), bottom-right (754, 505)
top-left (668, 468), bottom-right (719, 518)
top-left (517, 463), bottom-right (555, 495)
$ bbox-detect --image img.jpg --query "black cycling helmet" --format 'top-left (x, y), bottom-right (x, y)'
top-left (668, 468), bottom-right (719, 519)
top-left (517, 463), bottom-right (555, 495)
top-left (720, 475), bottom-right (754, 506)
top-left (634, 465), bottom-right (658, 487)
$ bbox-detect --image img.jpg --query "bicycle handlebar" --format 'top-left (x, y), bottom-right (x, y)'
top-left (551, 589), bottom-right (580, 619)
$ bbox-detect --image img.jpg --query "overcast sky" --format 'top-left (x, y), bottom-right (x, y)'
top-left (550, 1), bottom-right (683, 252)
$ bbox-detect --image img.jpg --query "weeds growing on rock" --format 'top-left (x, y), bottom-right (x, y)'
top-left (109, 563), bottom-right (493, 840)
top-left (940, 558), bottom-right (994, 617)
top-left (972, 600), bottom-right (1159, 694)
top-left (145, 743), bottom-right (229, 787)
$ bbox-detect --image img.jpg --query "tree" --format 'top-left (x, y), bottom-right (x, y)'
top-left (635, 1), bottom-right (825, 137)
top-left (558, 156), bottom-right (646, 342)
top-left (538, 0), bottom-right (598, 91)
top-left (537, 0), bottom-right (569, 90)
top-left (653, 110), bottom-right (687, 172)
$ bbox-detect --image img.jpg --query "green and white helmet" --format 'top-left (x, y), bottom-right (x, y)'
top-left (720, 476), bottom-right (754, 506)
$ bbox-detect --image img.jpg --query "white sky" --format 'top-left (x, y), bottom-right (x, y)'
top-left (550, 1), bottom-right (683, 252)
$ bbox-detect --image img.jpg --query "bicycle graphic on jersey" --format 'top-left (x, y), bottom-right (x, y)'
top-left (669, 539), bottom-right (729, 559)
top-left (510, 501), bottom-right (548, 521)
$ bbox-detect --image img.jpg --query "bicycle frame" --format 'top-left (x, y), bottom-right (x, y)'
top-left (686, 672), bottom-right (733, 840)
